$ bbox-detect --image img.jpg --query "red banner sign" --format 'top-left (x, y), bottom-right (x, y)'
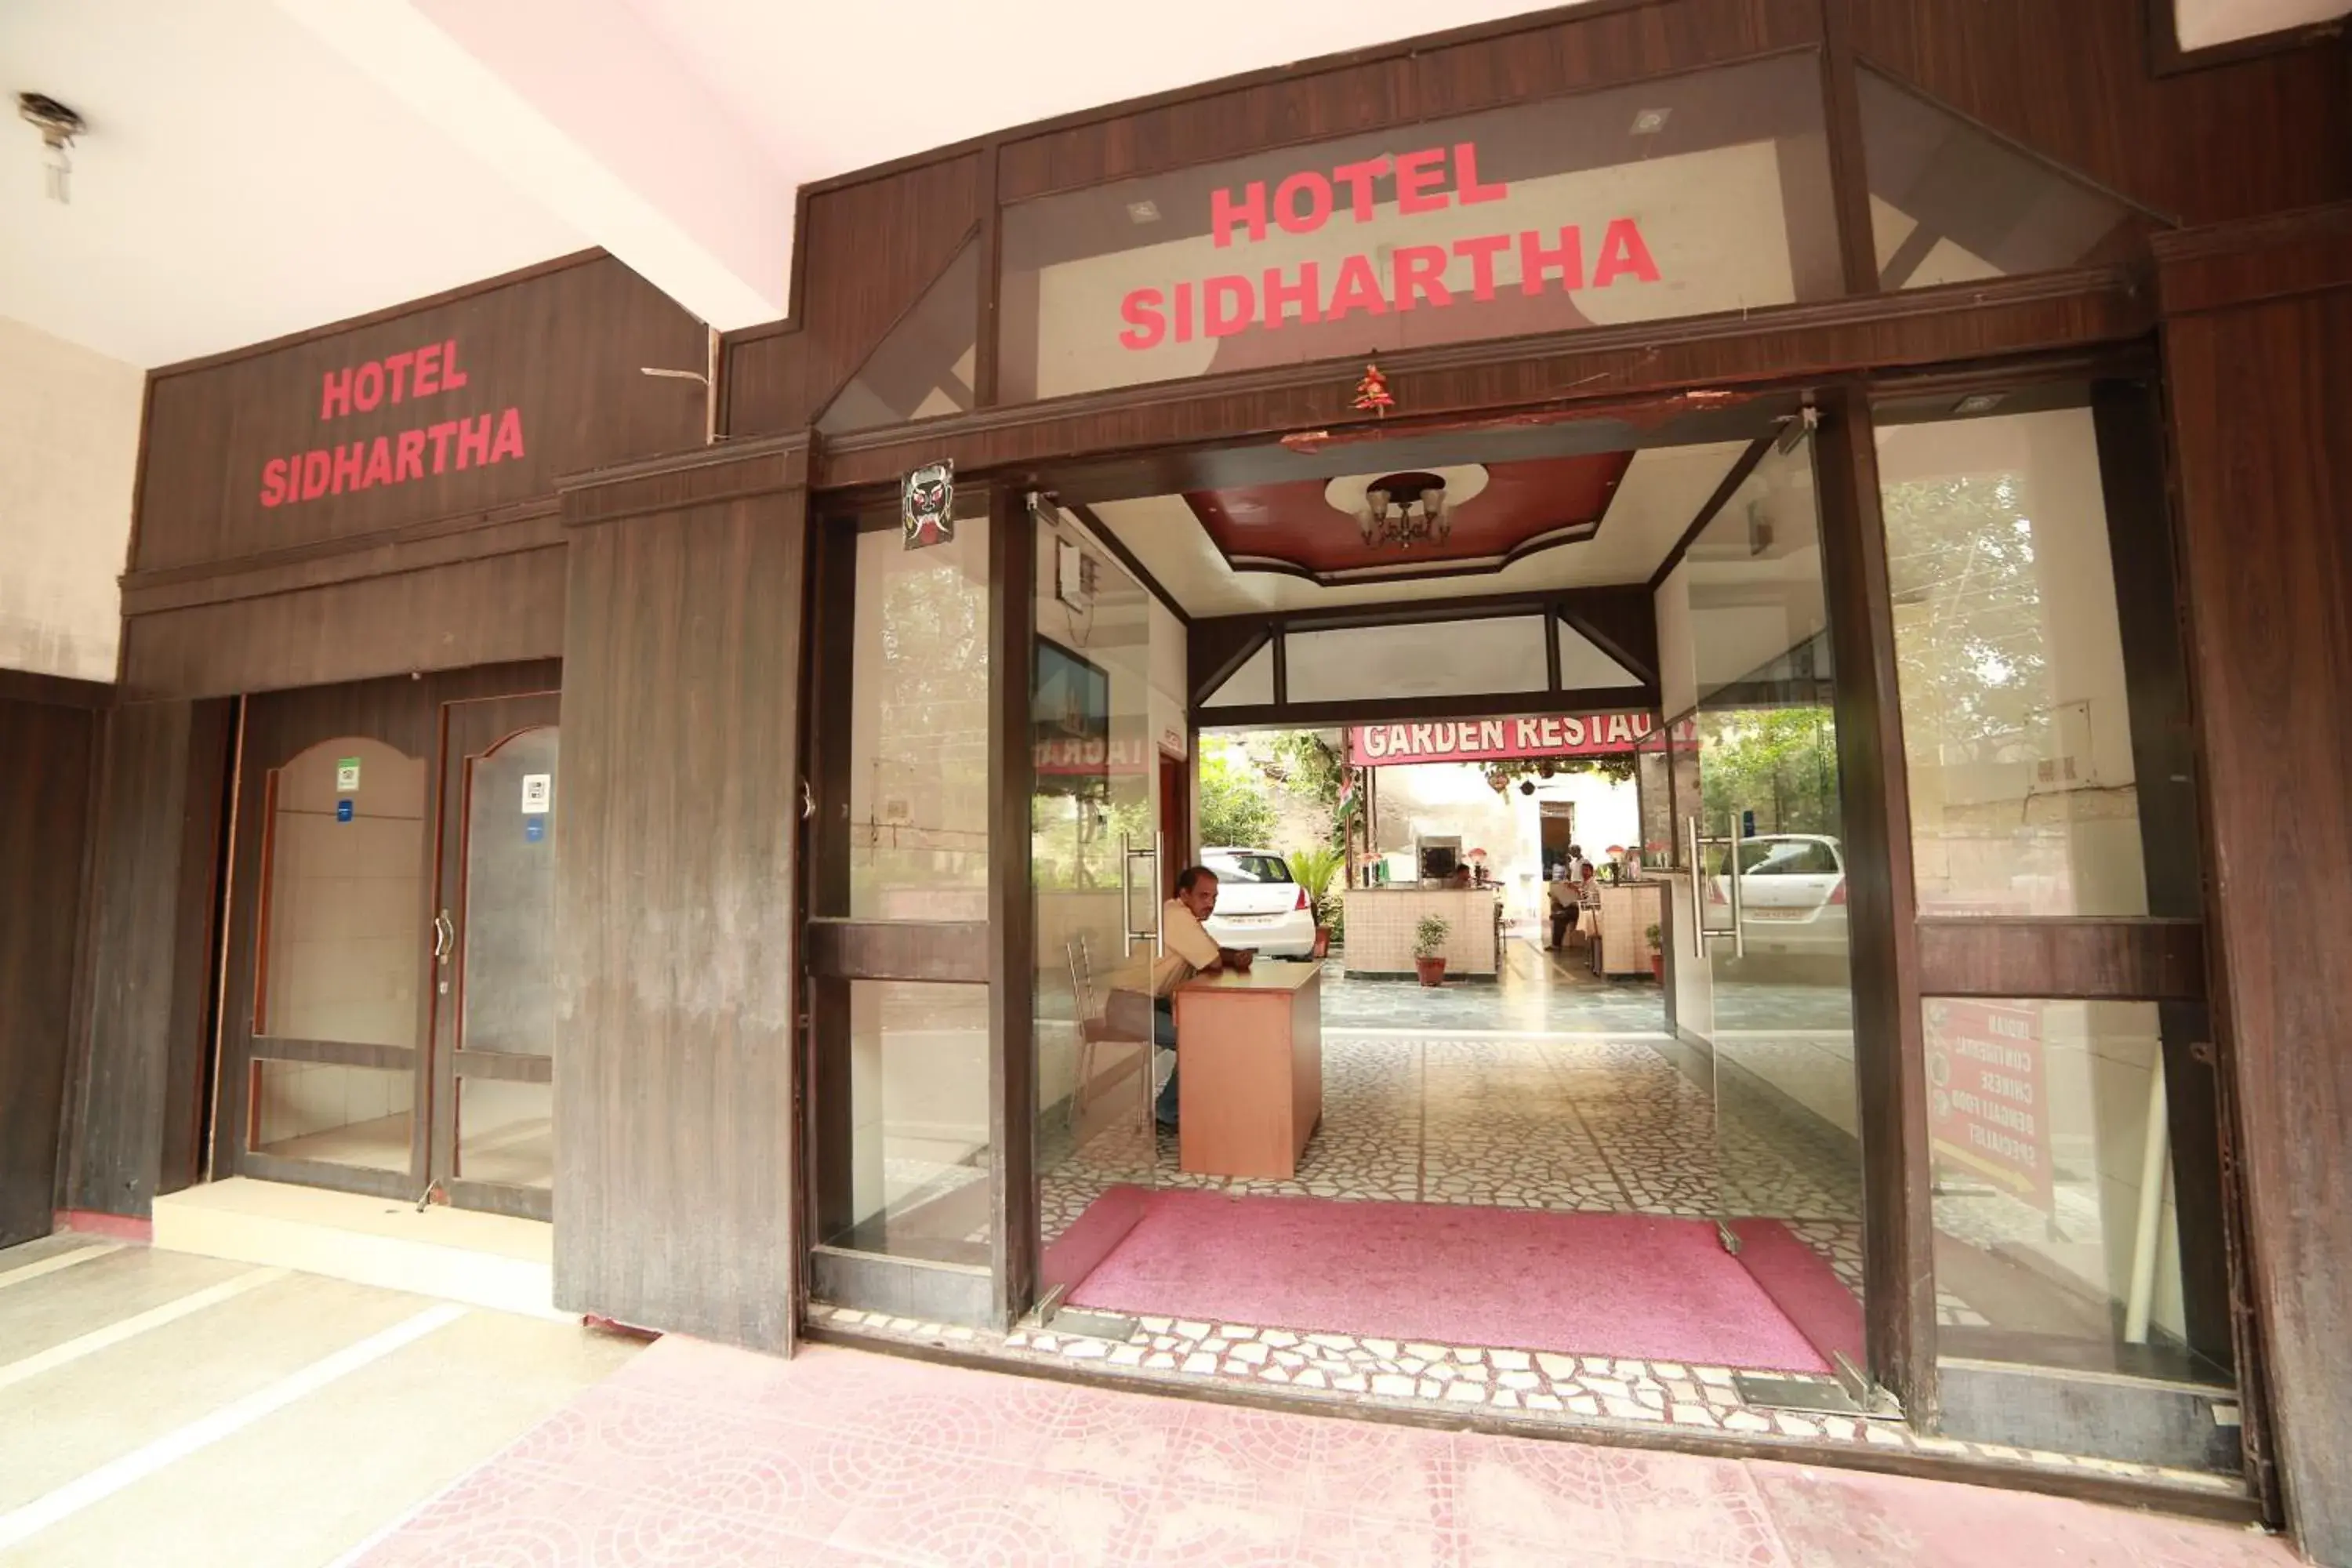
top-left (1346, 712), bottom-right (1679, 767)
top-left (1925, 1000), bottom-right (2055, 1214)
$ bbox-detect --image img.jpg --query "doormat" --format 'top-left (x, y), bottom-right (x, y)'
top-left (1064, 1188), bottom-right (1835, 1374)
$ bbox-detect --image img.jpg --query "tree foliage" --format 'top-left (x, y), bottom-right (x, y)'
top-left (1879, 474), bottom-right (2049, 761)
top-left (1197, 737), bottom-right (1279, 848)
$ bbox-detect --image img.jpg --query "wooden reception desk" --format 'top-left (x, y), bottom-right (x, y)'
top-left (1172, 962), bottom-right (1324, 1180)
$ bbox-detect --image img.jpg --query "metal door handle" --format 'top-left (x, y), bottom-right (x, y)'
top-left (1726, 806), bottom-right (1749, 960)
top-left (433, 909), bottom-right (454, 964)
top-left (1120, 832), bottom-right (1167, 957)
top-left (800, 779), bottom-right (814, 821)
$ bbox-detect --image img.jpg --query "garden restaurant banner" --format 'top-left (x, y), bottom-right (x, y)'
top-left (1347, 712), bottom-right (1687, 767)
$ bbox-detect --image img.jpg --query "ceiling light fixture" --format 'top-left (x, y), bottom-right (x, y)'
top-left (1357, 470), bottom-right (1452, 550)
top-left (19, 93), bottom-right (84, 205)
top-left (1953, 392), bottom-right (2005, 416)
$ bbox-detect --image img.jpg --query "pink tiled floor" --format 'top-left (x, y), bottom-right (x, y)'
top-left (352, 1338), bottom-right (2291, 1567)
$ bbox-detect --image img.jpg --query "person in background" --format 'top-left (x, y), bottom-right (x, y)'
top-left (1148, 866), bottom-right (1252, 1131)
top-left (1548, 862), bottom-right (1578, 949)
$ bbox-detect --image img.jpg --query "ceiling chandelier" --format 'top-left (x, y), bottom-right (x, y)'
top-left (1359, 470), bottom-right (1450, 550)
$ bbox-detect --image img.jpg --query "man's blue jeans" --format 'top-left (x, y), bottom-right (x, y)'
top-left (1152, 997), bottom-right (1179, 1127)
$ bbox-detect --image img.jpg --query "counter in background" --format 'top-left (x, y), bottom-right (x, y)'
top-left (1593, 880), bottom-right (1664, 977)
top-left (1341, 887), bottom-right (1501, 978)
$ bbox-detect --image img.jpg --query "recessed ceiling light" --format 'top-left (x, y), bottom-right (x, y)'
top-left (1631, 108), bottom-right (1671, 136)
top-left (1127, 200), bottom-right (1162, 224)
top-left (1953, 393), bottom-right (2005, 416)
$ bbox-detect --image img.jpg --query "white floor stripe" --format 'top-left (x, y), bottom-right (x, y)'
top-left (1327, 1027), bottom-right (1675, 1042)
top-left (0, 1303), bottom-right (466, 1553)
top-left (0, 1243), bottom-right (123, 1293)
top-left (0, 1268), bottom-right (288, 1392)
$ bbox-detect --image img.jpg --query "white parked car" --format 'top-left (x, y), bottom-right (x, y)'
top-left (1708, 833), bottom-right (1848, 957)
top-left (1199, 848), bottom-right (1319, 959)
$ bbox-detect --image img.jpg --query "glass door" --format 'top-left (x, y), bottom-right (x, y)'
top-left (1032, 500), bottom-right (1163, 1308)
top-left (1672, 434), bottom-right (1871, 1387)
top-left (427, 693), bottom-right (561, 1218)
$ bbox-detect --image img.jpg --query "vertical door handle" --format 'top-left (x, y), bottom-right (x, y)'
top-left (800, 779), bottom-right (815, 821)
top-left (433, 909), bottom-right (455, 964)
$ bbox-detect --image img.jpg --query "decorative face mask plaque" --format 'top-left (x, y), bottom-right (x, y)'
top-left (902, 460), bottom-right (955, 550)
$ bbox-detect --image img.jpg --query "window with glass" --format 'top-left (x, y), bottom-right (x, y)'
top-left (1857, 68), bottom-right (2166, 292)
top-left (998, 52), bottom-right (1838, 403)
top-left (1926, 997), bottom-right (2222, 1381)
top-left (1877, 398), bottom-right (2184, 916)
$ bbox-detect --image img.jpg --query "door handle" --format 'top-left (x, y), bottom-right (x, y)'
top-left (800, 779), bottom-right (814, 821)
top-left (433, 909), bottom-right (454, 964)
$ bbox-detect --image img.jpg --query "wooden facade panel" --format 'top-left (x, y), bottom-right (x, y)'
top-left (720, 325), bottom-right (808, 440)
top-left (1839, 0), bottom-right (2351, 227)
top-left (1915, 919), bottom-right (2206, 1000)
top-left (120, 548), bottom-right (568, 701)
top-left (819, 269), bottom-right (2150, 491)
top-left (120, 506), bottom-right (562, 619)
top-left (60, 700), bottom-right (190, 1220)
top-left (553, 463), bottom-right (808, 1351)
top-left (2162, 250), bottom-right (2352, 1562)
top-left (998, 0), bottom-right (1820, 200)
top-left (0, 695), bottom-right (97, 1246)
top-left (795, 153), bottom-right (984, 425)
top-left (136, 255), bottom-right (705, 573)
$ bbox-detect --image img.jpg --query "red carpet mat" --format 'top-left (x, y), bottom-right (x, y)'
top-left (1065, 1188), bottom-right (1834, 1373)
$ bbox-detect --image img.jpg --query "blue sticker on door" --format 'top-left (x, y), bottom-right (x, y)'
top-left (336, 799), bottom-right (354, 823)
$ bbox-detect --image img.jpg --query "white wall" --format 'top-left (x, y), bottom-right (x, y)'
top-left (0, 315), bottom-right (141, 681)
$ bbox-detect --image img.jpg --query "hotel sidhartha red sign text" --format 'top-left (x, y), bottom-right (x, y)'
top-left (1117, 142), bottom-right (1661, 349)
top-left (1347, 713), bottom-right (1681, 767)
top-left (258, 337), bottom-right (526, 507)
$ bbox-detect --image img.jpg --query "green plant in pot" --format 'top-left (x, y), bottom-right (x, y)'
top-left (1288, 844), bottom-right (1343, 959)
top-left (1645, 922), bottom-right (1664, 983)
top-left (1414, 913), bottom-right (1451, 987)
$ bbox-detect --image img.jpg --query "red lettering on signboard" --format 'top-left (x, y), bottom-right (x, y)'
top-left (1348, 711), bottom-right (1685, 767)
top-left (265, 335), bottom-right (518, 506)
top-left (1119, 139), bottom-right (1665, 352)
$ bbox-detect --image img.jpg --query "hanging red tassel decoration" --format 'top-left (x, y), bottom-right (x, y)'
top-left (1352, 361), bottom-right (1395, 417)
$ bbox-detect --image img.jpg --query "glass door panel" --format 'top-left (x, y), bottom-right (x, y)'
top-left (432, 702), bottom-right (561, 1215)
top-left (1033, 503), bottom-right (1162, 1305)
top-left (247, 736), bottom-right (429, 1182)
top-left (1678, 434), bottom-right (1869, 1381)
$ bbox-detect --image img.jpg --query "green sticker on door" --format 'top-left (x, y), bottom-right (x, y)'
top-left (336, 757), bottom-right (361, 793)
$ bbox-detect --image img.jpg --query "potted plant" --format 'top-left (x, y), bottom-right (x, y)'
top-left (1645, 923), bottom-right (1664, 982)
top-left (1287, 845), bottom-right (1343, 960)
top-left (1414, 914), bottom-right (1450, 986)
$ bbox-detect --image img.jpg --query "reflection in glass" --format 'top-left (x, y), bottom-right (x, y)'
top-left (824, 980), bottom-right (994, 1264)
top-left (1927, 999), bottom-right (2218, 1381)
top-left (251, 1061), bottom-right (412, 1173)
top-left (1858, 69), bottom-right (2160, 292)
top-left (848, 512), bottom-right (992, 920)
top-left (818, 242), bottom-right (981, 434)
top-left (999, 53), bottom-right (1838, 402)
top-left (1878, 405), bottom-right (2154, 916)
top-left (1669, 434), bottom-right (1866, 1374)
top-left (462, 728), bottom-right (560, 1057)
top-left (456, 1078), bottom-right (553, 1189)
top-left (258, 738), bottom-right (427, 1047)
top-left (1033, 512), bottom-right (1163, 1296)
top-left (1634, 724), bottom-right (1674, 871)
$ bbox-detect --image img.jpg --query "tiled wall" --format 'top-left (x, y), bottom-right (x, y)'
top-left (1341, 890), bottom-right (1500, 975)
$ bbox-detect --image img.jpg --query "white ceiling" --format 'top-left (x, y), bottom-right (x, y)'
top-left (0, 0), bottom-right (585, 368)
top-left (2, 0), bottom-right (2333, 370)
top-left (1091, 440), bottom-right (1751, 618)
top-left (1, 0), bottom-right (1567, 369)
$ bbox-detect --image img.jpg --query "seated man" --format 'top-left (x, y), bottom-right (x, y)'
top-left (1547, 864), bottom-right (1577, 949)
top-left (1148, 865), bottom-right (1250, 1131)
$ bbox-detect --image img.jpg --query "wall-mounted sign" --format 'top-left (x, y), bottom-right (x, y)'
top-left (336, 799), bottom-right (355, 823)
top-left (1926, 1000), bottom-right (2055, 1215)
top-left (1346, 712), bottom-right (1690, 767)
top-left (902, 461), bottom-right (954, 550)
top-left (525, 817), bottom-right (546, 843)
top-left (336, 757), bottom-right (361, 792)
top-left (521, 772), bottom-right (552, 815)
top-left (257, 337), bottom-right (528, 509)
